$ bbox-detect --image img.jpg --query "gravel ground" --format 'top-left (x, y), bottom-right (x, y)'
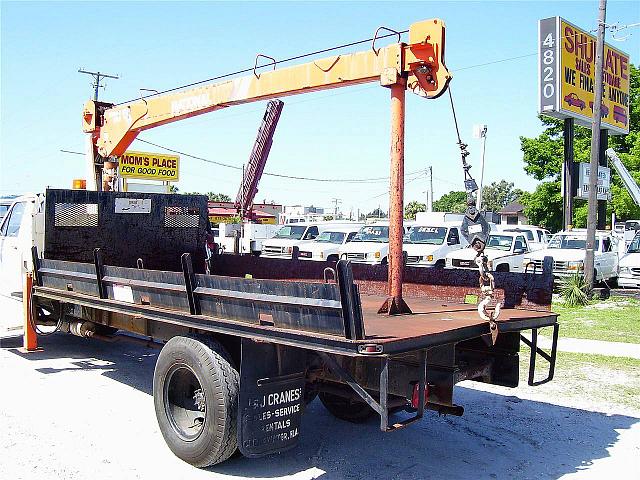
top-left (1, 332), bottom-right (638, 480)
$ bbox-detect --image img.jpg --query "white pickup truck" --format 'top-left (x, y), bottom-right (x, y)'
top-left (338, 222), bottom-right (410, 265)
top-left (215, 222), bottom-right (279, 256)
top-left (619, 232), bottom-right (640, 288)
top-left (445, 231), bottom-right (530, 273)
top-left (297, 225), bottom-right (363, 262)
top-left (404, 222), bottom-right (468, 268)
top-left (523, 230), bottom-right (619, 283)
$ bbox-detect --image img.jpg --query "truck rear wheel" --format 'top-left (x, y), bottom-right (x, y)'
top-left (153, 336), bottom-right (239, 467)
top-left (319, 392), bottom-right (374, 423)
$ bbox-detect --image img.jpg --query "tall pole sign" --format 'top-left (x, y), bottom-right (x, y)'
top-left (538, 16), bottom-right (630, 231)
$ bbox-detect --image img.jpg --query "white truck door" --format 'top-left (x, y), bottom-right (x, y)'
top-left (0, 201), bottom-right (30, 299)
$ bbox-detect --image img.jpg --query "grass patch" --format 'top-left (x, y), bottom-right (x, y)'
top-left (552, 296), bottom-right (640, 344)
top-left (520, 349), bottom-right (640, 410)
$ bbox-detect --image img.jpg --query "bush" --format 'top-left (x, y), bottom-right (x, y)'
top-left (559, 273), bottom-right (591, 307)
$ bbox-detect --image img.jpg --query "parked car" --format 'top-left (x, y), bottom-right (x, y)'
top-left (445, 231), bottom-right (531, 272)
top-left (564, 93), bottom-right (586, 110)
top-left (404, 221), bottom-right (468, 268)
top-left (498, 225), bottom-right (550, 251)
top-left (297, 225), bottom-right (363, 262)
top-left (613, 105), bottom-right (628, 126)
top-left (589, 101), bottom-right (609, 117)
top-left (618, 232), bottom-right (640, 288)
top-left (523, 230), bottom-right (618, 283)
top-left (339, 222), bottom-right (410, 265)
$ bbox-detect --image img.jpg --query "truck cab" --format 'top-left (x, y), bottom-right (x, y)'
top-left (499, 225), bottom-right (550, 251)
top-left (0, 194), bottom-right (45, 333)
top-left (260, 223), bottom-right (322, 259)
top-left (445, 231), bottom-right (530, 272)
top-left (297, 225), bottom-right (362, 262)
top-left (338, 222), bottom-right (409, 265)
top-left (523, 229), bottom-right (619, 282)
top-left (619, 231), bottom-right (640, 288)
top-left (404, 222), bottom-right (468, 268)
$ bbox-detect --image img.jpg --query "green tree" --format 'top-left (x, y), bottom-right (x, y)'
top-left (519, 64), bottom-right (640, 229)
top-left (433, 191), bottom-right (467, 213)
top-left (206, 192), bottom-right (232, 202)
top-left (481, 180), bottom-right (523, 212)
top-left (404, 200), bottom-right (427, 220)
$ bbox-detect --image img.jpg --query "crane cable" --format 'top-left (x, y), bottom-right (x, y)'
top-left (116, 30), bottom-right (409, 106)
top-left (448, 88), bottom-right (501, 342)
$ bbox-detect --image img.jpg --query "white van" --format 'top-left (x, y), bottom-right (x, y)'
top-left (404, 221), bottom-right (468, 268)
top-left (297, 225), bottom-right (363, 262)
top-left (338, 222), bottom-right (410, 265)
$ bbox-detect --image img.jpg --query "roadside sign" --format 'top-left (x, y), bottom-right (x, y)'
top-left (119, 151), bottom-right (180, 181)
top-left (538, 17), bottom-right (630, 135)
top-left (574, 163), bottom-right (611, 201)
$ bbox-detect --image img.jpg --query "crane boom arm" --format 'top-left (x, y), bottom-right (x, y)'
top-left (236, 99), bottom-right (284, 216)
top-left (83, 19), bottom-right (450, 158)
top-left (606, 148), bottom-right (640, 206)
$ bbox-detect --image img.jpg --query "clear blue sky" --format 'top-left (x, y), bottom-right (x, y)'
top-left (1, 1), bottom-right (638, 216)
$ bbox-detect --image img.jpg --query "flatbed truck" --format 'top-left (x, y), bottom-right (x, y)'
top-left (17, 189), bottom-right (559, 467)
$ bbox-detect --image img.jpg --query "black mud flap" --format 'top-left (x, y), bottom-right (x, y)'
top-left (238, 339), bottom-right (306, 458)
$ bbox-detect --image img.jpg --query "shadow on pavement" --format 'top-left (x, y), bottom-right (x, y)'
top-left (3, 332), bottom-right (638, 480)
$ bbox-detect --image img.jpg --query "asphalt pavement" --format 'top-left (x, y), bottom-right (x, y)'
top-left (1, 332), bottom-right (639, 480)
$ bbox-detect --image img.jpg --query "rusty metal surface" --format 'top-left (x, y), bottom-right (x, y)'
top-left (210, 254), bottom-right (554, 310)
top-left (359, 294), bottom-right (554, 343)
top-left (385, 81), bottom-right (408, 312)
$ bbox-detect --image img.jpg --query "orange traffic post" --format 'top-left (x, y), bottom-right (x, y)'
top-left (22, 272), bottom-right (39, 351)
top-left (379, 80), bottom-right (411, 315)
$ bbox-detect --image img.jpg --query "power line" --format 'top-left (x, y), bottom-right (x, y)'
top-left (59, 143), bottom-right (426, 184)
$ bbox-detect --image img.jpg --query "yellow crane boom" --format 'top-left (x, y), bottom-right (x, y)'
top-left (83, 19), bottom-right (450, 158)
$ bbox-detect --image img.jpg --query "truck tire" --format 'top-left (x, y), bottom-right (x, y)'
top-left (495, 264), bottom-right (510, 272)
top-left (153, 336), bottom-right (239, 467)
top-left (318, 392), bottom-right (374, 423)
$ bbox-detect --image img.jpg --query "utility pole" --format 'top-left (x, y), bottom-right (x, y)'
top-left (562, 118), bottom-right (575, 230)
top-left (473, 124), bottom-right (488, 210)
top-left (78, 69), bottom-right (119, 101)
top-left (428, 166), bottom-right (434, 212)
top-left (584, 0), bottom-right (607, 289)
top-left (331, 197), bottom-right (342, 217)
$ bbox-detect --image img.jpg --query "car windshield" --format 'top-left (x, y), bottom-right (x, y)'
top-left (548, 234), bottom-right (600, 250)
top-left (626, 221), bottom-right (640, 231)
top-left (314, 231), bottom-right (346, 244)
top-left (627, 234), bottom-right (640, 253)
top-left (351, 226), bottom-right (389, 243)
top-left (486, 235), bottom-right (514, 251)
top-left (273, 225), bottom-right (307, 239)
top-left (503, 229), bottom-right (535, 241)
top-left (406, 226), bottom-right (447, 244)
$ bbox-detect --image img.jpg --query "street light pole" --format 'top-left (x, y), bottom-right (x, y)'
top-left (474, 125), bottom-right (488, 211)
top-left (584, 0), bottom-right (608, 289)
